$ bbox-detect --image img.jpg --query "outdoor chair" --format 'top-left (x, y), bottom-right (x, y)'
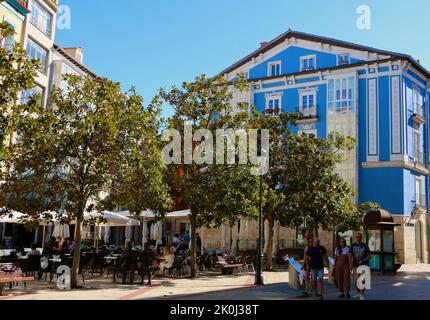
top-left (40, 256), bottom-right (55, 282)
top-left (168, 255), bottom-right (185, 278)
top-left (25, 255), bottom-right (41, 279)
top-left (196, 254), bottom-right (206, 272)
top-left (244, 255), bottom-right (256, 273)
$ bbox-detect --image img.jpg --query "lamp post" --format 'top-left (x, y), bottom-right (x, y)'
top-left (255, 147), bottom-right (266, 286)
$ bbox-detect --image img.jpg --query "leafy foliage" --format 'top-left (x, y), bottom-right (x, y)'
top-left (2, 75), bottom-right (171, 287)
top-left (159, 74), bottom-right (260, 277)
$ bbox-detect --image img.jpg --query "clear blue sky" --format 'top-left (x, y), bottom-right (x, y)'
top-left (56, 0), bottom-right (430, 118)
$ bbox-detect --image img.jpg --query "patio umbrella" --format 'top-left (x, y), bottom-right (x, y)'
top-left (125, 225), bottom-right (132, 244)
top-left (52, 223), bottom-right (71, 239)
top-left (154, 221), bottom-right (163, 245)
top-left (84, 211), bottom-right (140, 227)
top-left (0, 210), bottom-right (26, 224)
top-left (103, 226), bottom-right (110, 244)
top-left (142, 222), bottom-right (148, 245)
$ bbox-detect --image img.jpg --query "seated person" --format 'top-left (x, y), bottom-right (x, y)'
top-left (158, 244), bottom-right (174, 276)
top-left (80, 242), bottom-right (89, 251)
top-left (119, 241), bottom-right (139, 284)
top-left (175, 241), bottom-right (189, 256)
top-left (28, 243), bottom-right (41, 256)
top-left (140, 243), bottom-right (156, 284)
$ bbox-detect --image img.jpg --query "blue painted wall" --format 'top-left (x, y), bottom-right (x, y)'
top-left (359, 167), bottom-right (404, 214)
top-left (249, 46), bottom-right (363, 79)
top-left (378, 76), bottom-right (390, 162)
top-left (244, 41), bottom-right (429, 217)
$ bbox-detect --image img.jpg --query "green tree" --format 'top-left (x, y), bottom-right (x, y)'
top-left (280, 132), bottom-right (366, 236)
top-left (2, 75), bottom-right (170, 288)
top-left (159, 75), bottom-right (259, 277)
top-left (0, 22), bottom-right (39, 174)
top-left (249, 111), bottom-right (298, 270)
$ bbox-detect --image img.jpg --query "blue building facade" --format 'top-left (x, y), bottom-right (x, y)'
top-left (220, 30), bottom-right (430, 264)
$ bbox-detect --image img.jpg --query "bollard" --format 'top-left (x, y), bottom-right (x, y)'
top-left (288, 258), bottom-right (302, 290)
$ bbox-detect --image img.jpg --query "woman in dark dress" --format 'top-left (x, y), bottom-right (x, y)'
top-left (334, 237), bottom-right (352, 299)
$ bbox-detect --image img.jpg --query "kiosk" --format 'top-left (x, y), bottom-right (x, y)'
top-left (364, 209), bottom-right (401, 274)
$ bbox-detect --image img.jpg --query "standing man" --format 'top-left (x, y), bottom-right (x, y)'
top-left (183, 230), bottom-right (191, 245)
top-left (306, 237), bottom-right (328, 299)
top-left (351, 233), bottom-right (371, 300)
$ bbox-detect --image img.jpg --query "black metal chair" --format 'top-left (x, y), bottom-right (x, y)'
top-left (168, 255), bottom-right (185, 278)
top-left (25, 255), bottom-right (41, 279)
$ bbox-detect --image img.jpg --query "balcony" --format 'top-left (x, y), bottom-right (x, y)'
top-left (296, 105), bottom-right (318, 123)
top-left (30, 15), bottom-right (53, 38)
top-left (16, 0), bottom-right (29, 8)
top-left (412, 103), bottom-right (425, 125)
top-left (265, 107), bottom-right (280, 116)
top-left (6, 0), bottom-right (30, 14)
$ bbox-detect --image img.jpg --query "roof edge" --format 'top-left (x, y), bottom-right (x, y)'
top-left (218, 30), bottom-right (430, 80)
top-left (53, 44), bottom-right (98, 79)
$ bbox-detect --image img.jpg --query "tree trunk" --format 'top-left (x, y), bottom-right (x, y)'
top-left (70, 217), bottom-right (83, 289)
top-left (265, 217), bottom-right (275, 271)
top-left (190, 214), bottom-right (197, 278)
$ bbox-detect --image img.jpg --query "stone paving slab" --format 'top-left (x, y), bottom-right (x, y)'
top-left (0, 265), bottom-right (429, 300)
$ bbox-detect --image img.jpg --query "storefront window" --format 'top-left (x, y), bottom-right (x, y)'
top-left (383, 230), bottom-right (394, 252)
top-left (367, 230), bottom-right (381, 251)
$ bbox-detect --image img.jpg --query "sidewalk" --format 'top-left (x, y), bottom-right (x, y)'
top-left (171, 264), bottom-right (430, 301)
top-left (0, 271), bottom-right (288, 300)
top-left (1, 264), bottom-right (429, 300)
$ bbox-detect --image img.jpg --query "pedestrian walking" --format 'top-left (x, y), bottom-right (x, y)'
top-left (351, 233), bottom-right (371, 300)
top-left (306, 237), bottom-right (328, 299)
top-left (334, 237), bottom-right (352, 299)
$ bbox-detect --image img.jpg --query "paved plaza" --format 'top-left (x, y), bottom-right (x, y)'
top-left (0, 264), bottom-right (429, 300)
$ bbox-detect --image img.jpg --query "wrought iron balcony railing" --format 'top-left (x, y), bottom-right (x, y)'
top-left (412, 103), bottom-right (425, 125)
top-left (296, 105), bottom-right (318, 120)
top-left (30, 13), bottom-right (53, 38)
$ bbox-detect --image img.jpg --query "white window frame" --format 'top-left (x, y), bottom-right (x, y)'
top-left (413, 128), bottom-right (422, 163)
top-left (30, 0), bottom-right (53, 38)
top-left (239, 71), bottom-right (249, 79)
top-left (20, 83), bottom-right (45, 106)
top-left (300, 54), bottom-right (316, 72)
top-left (265, 92), bottom-right (283, 116)
top-left (268, 61), bottom-right (281, 77)
top-left (299, 88), bottom-right (318, 116)
top-left (415, 177), bottom-right (423, 206)
top-left (337, 53), bottom-right (351, 66)
top-left (26, 37), bottom-right (48, 74)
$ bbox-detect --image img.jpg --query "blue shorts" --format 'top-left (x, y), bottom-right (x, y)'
top-left (311, 269), bottom-right (324, 280)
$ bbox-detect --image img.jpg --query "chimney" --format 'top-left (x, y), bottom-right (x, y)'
top-left (417, 59), bottom-right (421, 64)
top-left (260, 42), bottom-right (268, 48)
top-left (63, 47), bottom-right (84, 64)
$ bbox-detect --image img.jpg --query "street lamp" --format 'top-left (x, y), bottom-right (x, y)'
top-left (255, 147), bottom-right (267, 286)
